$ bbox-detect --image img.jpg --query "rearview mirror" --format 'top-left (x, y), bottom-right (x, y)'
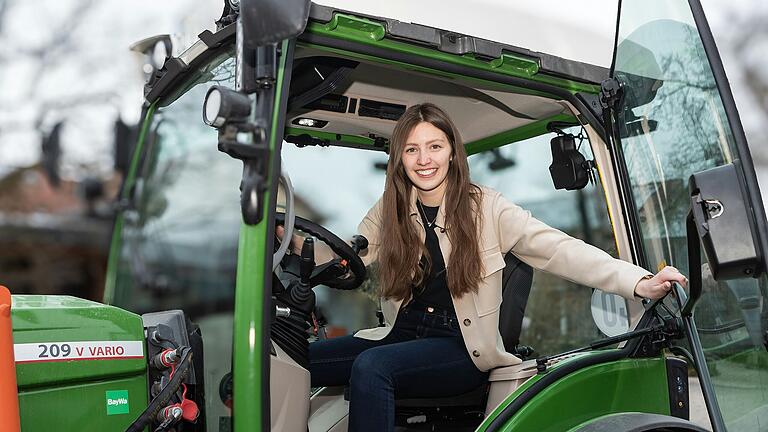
top-left (240, 0), bottom-right (311, 48)
top-left (548, 134), bottom-right (591, 191)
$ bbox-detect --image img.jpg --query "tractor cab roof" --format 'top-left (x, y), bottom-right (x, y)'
top-left (143, 2), bottom-right (611, 154)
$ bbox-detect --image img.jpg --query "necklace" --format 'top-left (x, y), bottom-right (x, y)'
top-left (417, 200), bottom-right (439, 228)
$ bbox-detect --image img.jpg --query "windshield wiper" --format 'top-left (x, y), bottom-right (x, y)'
top-left (534, 321), bottom-right (669, 374)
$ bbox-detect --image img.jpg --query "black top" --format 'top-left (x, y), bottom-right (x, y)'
top-left (413, 201), bottom-right (455, 313)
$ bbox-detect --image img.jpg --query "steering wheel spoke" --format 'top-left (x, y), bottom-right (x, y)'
top-left (274, 213), bottom-right (366, 290)
top-left (309, 260), bottom-right (346, 285)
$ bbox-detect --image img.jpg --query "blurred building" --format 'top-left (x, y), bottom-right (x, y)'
top-left (0, 163), bottom-right (120, 300)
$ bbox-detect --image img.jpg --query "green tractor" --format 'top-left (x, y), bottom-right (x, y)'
top-left (5, 1), bottom-right (768, 431)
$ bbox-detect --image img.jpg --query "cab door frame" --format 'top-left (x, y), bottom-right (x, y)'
top-left (229, 36), bottom-right (297, 432)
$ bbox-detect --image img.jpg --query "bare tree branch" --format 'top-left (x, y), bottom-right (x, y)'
top-left (27, 0), bottom-right (97, 100)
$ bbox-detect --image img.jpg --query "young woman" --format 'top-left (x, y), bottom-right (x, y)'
top-left (281, 103), bottom-right (686, 432)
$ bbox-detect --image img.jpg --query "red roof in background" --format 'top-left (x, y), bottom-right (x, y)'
top-left (0, 165), bottom-right (120, 216)
top-left (0, 166), bottom-right (81, 214)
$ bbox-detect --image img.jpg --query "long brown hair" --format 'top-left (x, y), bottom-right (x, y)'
top-left (378, 103), bottom-right (482, 301)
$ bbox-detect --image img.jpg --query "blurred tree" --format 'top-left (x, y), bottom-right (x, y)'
top-left (41, 121), bottom-right (63, 187)
top-left (705, 2), bottom-right (768, 164)
top-left (0, 0), bottom-right (154, 179)
top-left (729, 13), bottom-right (768, 163)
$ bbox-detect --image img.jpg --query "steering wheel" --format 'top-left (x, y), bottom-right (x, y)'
top-left (274, 212), bottom-right (367, 290)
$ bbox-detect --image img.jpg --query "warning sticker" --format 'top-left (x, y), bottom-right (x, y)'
top-left (13, 341), bottom-right (144, 364)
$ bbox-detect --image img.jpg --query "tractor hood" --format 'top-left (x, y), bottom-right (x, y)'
top-left (11, 295), bottom-right (148, 431)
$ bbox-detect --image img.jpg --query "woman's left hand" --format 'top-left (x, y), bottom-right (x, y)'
top-left (634, 266), bottom-right (688, 300)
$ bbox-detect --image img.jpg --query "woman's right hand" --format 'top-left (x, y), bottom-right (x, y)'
top-left (634, 266), bottom-right (688, 300)
top-left (276, 225), bottom-right (305, 255)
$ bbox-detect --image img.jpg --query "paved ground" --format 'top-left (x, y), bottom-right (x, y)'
top-left (689, 367), bottom-right (768, 431)
top-left (689, 377), bottom-right (713, 431)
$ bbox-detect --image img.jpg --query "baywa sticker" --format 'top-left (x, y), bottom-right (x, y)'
top-left (106, 390), bottom-right (130, 415)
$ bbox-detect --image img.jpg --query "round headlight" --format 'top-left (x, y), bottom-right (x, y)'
top-left (202, 86), bottom-right (252, 128)
top-left (204, 87), bottom-right (224, 127)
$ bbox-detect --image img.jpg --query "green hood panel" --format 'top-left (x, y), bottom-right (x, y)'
top-left (11, 295), bottom-right (146, 389)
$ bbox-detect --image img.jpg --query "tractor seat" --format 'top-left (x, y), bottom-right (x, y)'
top-left (393, 252), bottom-right (534, 415)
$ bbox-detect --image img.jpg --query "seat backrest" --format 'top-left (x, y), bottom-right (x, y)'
top-left (498, 252), bottom-right (533, 352)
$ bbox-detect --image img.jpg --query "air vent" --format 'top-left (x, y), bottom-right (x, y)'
top-left (305, 94), bottom-right (348, 113)
top-left (358, 99), bottom-right (406, 121)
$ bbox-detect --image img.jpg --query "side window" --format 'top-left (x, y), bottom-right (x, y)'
top-left (113, 54), bottom-right (239, 430)
top-left (469, 131), bottom-right (617, 355)
top-left (115, 56), bottom-right (241, 314)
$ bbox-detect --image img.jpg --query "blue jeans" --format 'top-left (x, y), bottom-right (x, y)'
top-left (309, 301), bottom-right (489, 432)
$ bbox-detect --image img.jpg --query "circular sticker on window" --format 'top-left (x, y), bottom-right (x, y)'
top-left (591, 290), bottom-right (629, 337)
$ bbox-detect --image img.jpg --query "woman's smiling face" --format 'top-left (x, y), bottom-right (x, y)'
top-left (400, 121), bottom-right (453, 200)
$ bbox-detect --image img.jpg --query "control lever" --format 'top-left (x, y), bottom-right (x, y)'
top-left (300, 238), bottom-right (315, 286)
top-left (351, 235), bottom-right (368, 254)
top-left (290, 238), bottom-right (315, 306)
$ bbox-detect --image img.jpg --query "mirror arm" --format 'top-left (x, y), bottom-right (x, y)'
top-left (678, 197), bottom-right (727, 431)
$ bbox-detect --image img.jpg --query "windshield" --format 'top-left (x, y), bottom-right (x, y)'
top-left (615, 0), bottom-right (768, 428)
top-left (111, 52), bottom-right (239, 431)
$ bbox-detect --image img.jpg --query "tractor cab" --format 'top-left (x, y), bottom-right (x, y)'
top-left (6, 1), bottom-right (768, 431)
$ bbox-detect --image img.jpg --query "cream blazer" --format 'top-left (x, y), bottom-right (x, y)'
top-left (318, 185), bottom-right (651, 372)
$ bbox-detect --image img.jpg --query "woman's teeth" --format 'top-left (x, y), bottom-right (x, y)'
top-left (417, 169), bottom-right (436, 176)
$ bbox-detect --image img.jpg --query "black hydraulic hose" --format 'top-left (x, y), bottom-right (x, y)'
top-left (125, 347), bottom-right (193, 432)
